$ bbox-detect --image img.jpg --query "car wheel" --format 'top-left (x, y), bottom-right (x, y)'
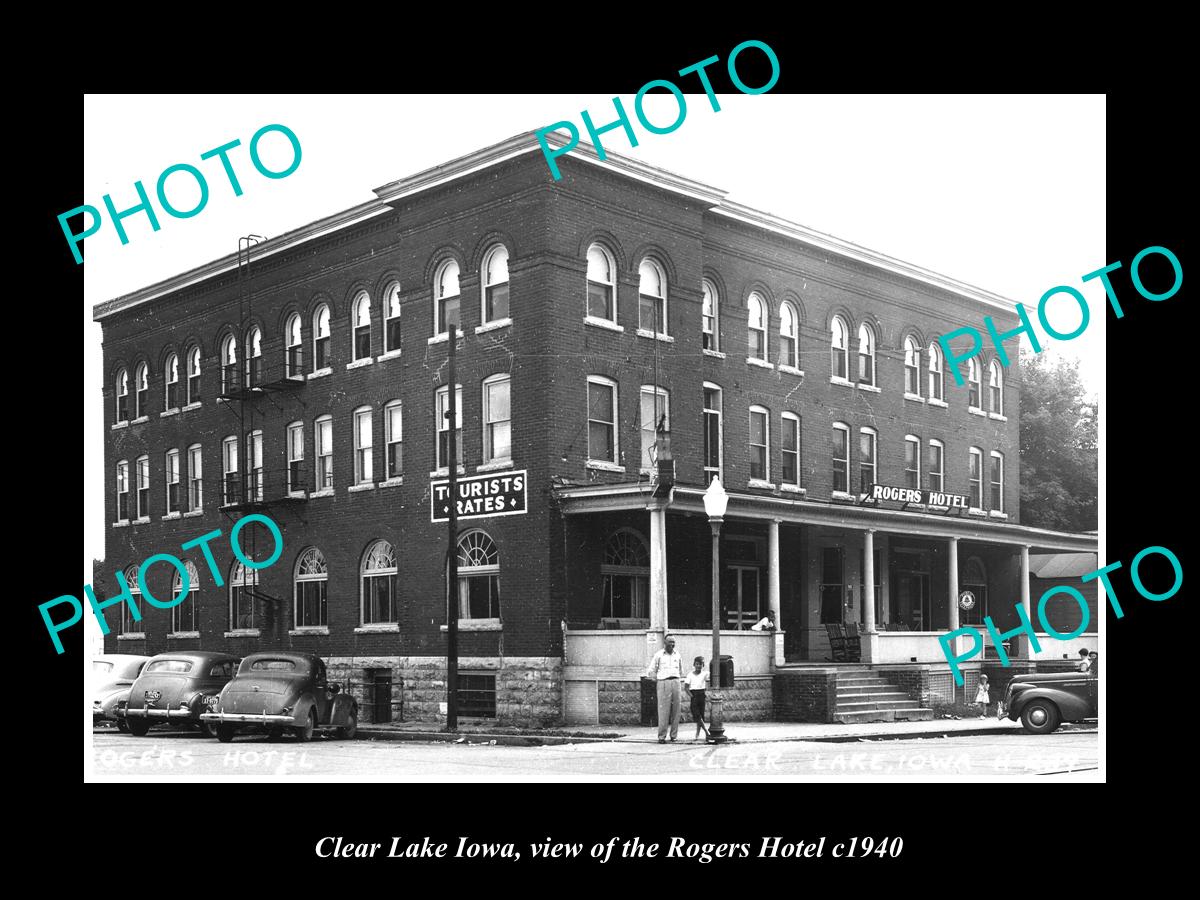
top-left (294, 709), bottom-right (316, 743)
top-left (337, 710), bottom-right (358, 740)
top-left (266, 729), bottom-right (284, 742)
top-left (128, 718), bottom-right (151, 737)
top-left (1020, 699), bottom-right (1061, 734)
top-left (201, 721), bottom-right (219, 739)
top-left (216, 725), bottom-right (236, 743)
top-left (116, 719), bottom-right (129, 734)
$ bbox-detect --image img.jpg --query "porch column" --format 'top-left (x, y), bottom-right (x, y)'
top-left (862, 528), bottom-right (878, 663)
top-left (649, 500), bottom-right (669, 635)
top-left (768, 518), bottom-right (784, 666)
top-left (948, 537), bottom-right (960, 632)
top-left (1020, 544), bottom-right (1032, 657)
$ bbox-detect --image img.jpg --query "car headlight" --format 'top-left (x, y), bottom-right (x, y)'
top-left (280, 707), bottom-right (292, 716)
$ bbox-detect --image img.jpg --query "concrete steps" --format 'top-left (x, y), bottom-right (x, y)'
top-left (831, 671), bottom-right (930, 724)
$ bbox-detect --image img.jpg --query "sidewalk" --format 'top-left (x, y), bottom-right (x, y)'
top-left (356, 717), bottom-right (1096, 747)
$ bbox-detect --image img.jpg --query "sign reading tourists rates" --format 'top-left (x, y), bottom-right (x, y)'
top-left (431, 470), bottom-right (528, 523)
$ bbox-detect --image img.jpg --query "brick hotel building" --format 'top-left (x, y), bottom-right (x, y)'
top-left (94, 134), bottom-right (1097, 725)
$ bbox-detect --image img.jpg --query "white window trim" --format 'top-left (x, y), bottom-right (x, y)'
top-left (702, 349), bottom-right (727, 359)
top-left (289, 627), bottom-right (331, 636)
top-left (748, 478), bottom-right (776, 489)
top-left (430, 466), bottom-right (467, 478)
top-left (747, 293), bottom-right (768, 365)
top-left (435, 384), bottom-right (464, 472)
top-left (746, 357), bottom-right (774, 370)
top-left (586, 376), bottom-right (620, 467)
top-left (376, 348), bottom-right (403, 362)
top-left (354, 623), bottom-right (400, 634)
top-left (749, 405), bottom-right (770, 484)
top-left (353, 406), bottom-right (373, 486)
top-left (637, 258), bottom-right (668, 336)
top-left (586, 244), bottom-right (619, 324)
top-left (476, 317), bottom-right (512, 335)
top-left (433, 259), bottom-right (462, 336)
top-left (348, 483), bottom-right (376, 493)
top-left (427, 329), bottom-right (464, 346)
top-left (639, 384), bottom-right (671, 474)
top-left (968, 406), bottom-right (987, 416)
top-left (990, 450), bottom-right (1006, 515)
top-left (928, 439), bottom-right (946, 494)
top-left (859, 427), bottom-right (878, 494)
top-left (989, 412), bottom-right (1008, 422)
top-left (307, 368), bottom-right (332, 380)
top-left (829, 375), bottom-right (853, 387)
top-left (904, 393), bottom-right (926, 403)
top-left (832, 422), bottom-right (851, 496)
top-left (480, 244), bottom-right (511, 327)
top-left (968, 447), bottom-right (985, 513)
top-left (131, 416), bottom-right (150, 425)
top-left (482, 374), bottom-right (512, 467)
top-left (904, 434), bottom-right (921, 492)
top-left (377, 477), bottom-right (404, 489)
top-left (781, 412), bottom-right (801, 489)
top-left (183, 401), bottom-right (202, 412)
top-left (346, 357), bottom-right (374, 371)
top-left (778, 364), bottom-right (804, 377)
top-left (350, 291), bottom-right (372, 362)
top-left (702, 279), bottom-right (720, 353)
top-left (703, 382), bottom-right (723, 483)
top-left (635, 328), bottom-right (674, 343)
top-left (929, 398), bottom-right (949, 408)
top-left (476, 459), bottom-right (513, 473)
top-left (856, 383), bottom-right (882, 394)
top-left (584, 315), bottom-right (624, 333)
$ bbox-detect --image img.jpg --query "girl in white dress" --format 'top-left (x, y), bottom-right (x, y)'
top-left (974, 674), bottom-right (990, 719)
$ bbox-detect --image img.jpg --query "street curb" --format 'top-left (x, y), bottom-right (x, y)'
top-left (355, 725), bottom-right (1098, 746)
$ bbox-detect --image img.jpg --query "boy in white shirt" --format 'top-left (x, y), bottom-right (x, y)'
top-left (685, 656), bottom-right (710, 741)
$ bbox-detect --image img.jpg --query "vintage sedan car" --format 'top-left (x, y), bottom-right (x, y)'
top-left (201, 651), bottom-right (358, 743)
top-left (122, 652), bottom-right (241, 737)
top-left (1000, 670), bottom-right (1098, 734)
top-left (92, 654), bottom-right (150, 732)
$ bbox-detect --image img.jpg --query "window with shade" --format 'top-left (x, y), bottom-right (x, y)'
top-left (352, 292), bottom-right (371, 361)
top-left (483, 375), bottom-right (511, 464)
top-left (115, 368), bottom-right (129, 423)
top-left (384, 282), bottom-right (402, 352)
top-left (287, 422), bottom-right (304, 493)
top-left (639, 385), bottom-right (670, 471)
top-left (165, 448), bottom-right (180, 514)
top-left (601, 529), bottom-right (649, 620)
top-left (457, 530), bottom-right (501, 620)
top-left (831, 316), bottom-right (849, 380)
top-left (285, 313), bottom-right (302, 378)
top-left (903, 435), bottom-right (920, 490)
top-left (481, 245), bottom-right (510, 324)
top-left (857, 323), bottom-right (876, 387)
top-left (587, 377), bottom-right (618, 464)
top-left (781, 412), bottom-right (801, 487)
top-left (134, 362), bottom-right (148, 418)
top-left (221, 436), bottom-right (238, 505)
top-left (747, 292), bottom-right (767, 362)
top-left (353, 406), bottom-right (373, 485)
top-left (989, 360), bottom-right (1004, 414)
top-left (313, 305), bottom-right (331, 371)
top-left (928, 440), bottom-right (944, 493)
top-left (315, 416), bottom-right (333, 490)
top-left (969, 447), bottom-right (983, 510)
top-left (703, 384), bottom-right (722, 483)
top-left (904, 336), bottom-right (921, 396)
top-left (385, 400), bottom-right (403, 479)
top-left (779, 302), bottom-right (799, 369)
top-left (165, 353), bottom-right (179, 410)
top-left (832, 423), bottom-right (850, 494)
top-left (928, 342), bottom-right (944, 402)
top-left (990, 451), bottom-right (1004, 512)
top-left (858, 428), bottom-right (877, 494)
top-left (701, 279), bottom-right (719, 351)
top-left (136, 455), bottom-right (150, 519)
top-left (967, 358), bottom-right (982, 409)
top-left (435, 259), bottom-right (461, 335)
top-left (116, 460), bottom-right (130, 521)
top-left (187, 444), bottom-right (203, 510)
top-left (187, 347), bottom-right (201, 403)
top-left (436, 385), bottom-right (464, 471)
top-left (586, 244), bottom-right (616, 322)
top-left (361, 540), bottom-right (397, 625)
top-left (749, 406), bottom-right (769, 481)
top-left (294, 547), bottom-right (328, 628)
top-left (229, 560), bottom-right (257, 630)
top-left (638, 259), bottom-right (667, 334)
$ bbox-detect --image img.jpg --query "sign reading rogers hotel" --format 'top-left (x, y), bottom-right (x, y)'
top-left (869, 483), bottom-right (970, 510)
top-left (431, 470), bottom-right (528, 523)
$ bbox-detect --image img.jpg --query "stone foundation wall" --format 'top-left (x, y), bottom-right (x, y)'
top-left (597, 677), bottom-right (775, 725)
top-left (326, 656), bottom-right (562, 727)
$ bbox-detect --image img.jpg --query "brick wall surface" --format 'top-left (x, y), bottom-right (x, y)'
top-left (774, 669), bottom-right (837, 722)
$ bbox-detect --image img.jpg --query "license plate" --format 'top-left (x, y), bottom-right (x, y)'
top-left (145, 690), bottom-right (161, 702)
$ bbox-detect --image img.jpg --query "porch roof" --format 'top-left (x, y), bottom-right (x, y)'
top-left (553, 483), bottom-right (1097, 554)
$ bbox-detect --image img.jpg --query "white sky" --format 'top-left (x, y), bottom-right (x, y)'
top-left (81, 93), bottom-right (1106, 629)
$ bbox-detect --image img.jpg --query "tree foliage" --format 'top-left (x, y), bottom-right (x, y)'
top-left (1018, 351), bottom-right (1097, 532)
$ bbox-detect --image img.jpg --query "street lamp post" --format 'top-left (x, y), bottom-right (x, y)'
top-left (703, 476), bottom-right (729, 744)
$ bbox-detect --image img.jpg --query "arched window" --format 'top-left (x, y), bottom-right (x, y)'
top-left (989, 360), bottom-right (1004, 415)
top-left (172, 559), bottom-right (199, 635)
top-left (435, 259), bottom-right (461, 335)
top-left (134, 362), bottom-right (149, 418)
top-left (122, 565), bottom-right (140, 635)
top-left (638, 258), bottom-right (667, 335)
top-left (115, 367), bottom-right (129, 423)
top-left (701, 279), bottom-right (719, 351)
top-left (245, 326), bottom-right (262, 387)
top-left (285, 313), bottom-right (302, 379)
top-left (312, 304), bottom-right (331, 371)
top-left (361, 540), bottom-right (397, 625)
top-left (481, 245), bottom-right (510, 324)
top-left (779, 302), bottom-right (799, 369)
top-left (384, 282), bottom-right (402, 353)
top-left (904, 336), bottom-right (921, 396)
top-left (220, 334), bottom-right (238, 393)
top-left (586, 243), bottom-right (616, 322)
top-left (229, 560), bottom-right (258, 631)
top-left (967, 358), bottom-right (982, 409)
top-left (352, 291), bottom-right (371, 361)
top-left (968, 446), bottom-right (984, 510)
top-left (294, 547), bottom-right (328, 628)
top-left (857, 323), bottom-right (876, 387)
top-left (928, 342), bottom-right (944, 402)
top-left (830, 316), bottom-right (849, 380)
top-left (601, 529), bottom-right (649, 620)
top-left (164, 353), bottom-right (180, 410)
top-left (747, 292), bottom-right (768, 362)
top-left (457, 530), bottom-right (500, 620)
top-left (186, 347), bottom-right (201, 404)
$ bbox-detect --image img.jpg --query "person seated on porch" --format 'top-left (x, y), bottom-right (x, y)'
top-left (750, 610), bottom-right (776, 631)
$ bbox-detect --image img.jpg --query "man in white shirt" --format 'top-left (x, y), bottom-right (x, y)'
top-left (646, 634), bottom-right (686, 743)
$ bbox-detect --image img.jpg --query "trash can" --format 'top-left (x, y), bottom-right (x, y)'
top-left (710, 655), bottom-right (734, 689)
top-left (640, 676), bottom-right (658, 726)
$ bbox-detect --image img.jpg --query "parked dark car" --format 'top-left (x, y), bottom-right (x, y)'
top-left (1000, 671), bottom-right (1098, 734)
top-left (122, 652), bottom-right (241, 737)
top-left (201, 651), bottom-right (358, 743)
top-left (92, 654), bottom-right (150, 732)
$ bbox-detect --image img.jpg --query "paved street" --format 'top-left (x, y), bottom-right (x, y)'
top-left (90, 728), bottom-right (1098, 781)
